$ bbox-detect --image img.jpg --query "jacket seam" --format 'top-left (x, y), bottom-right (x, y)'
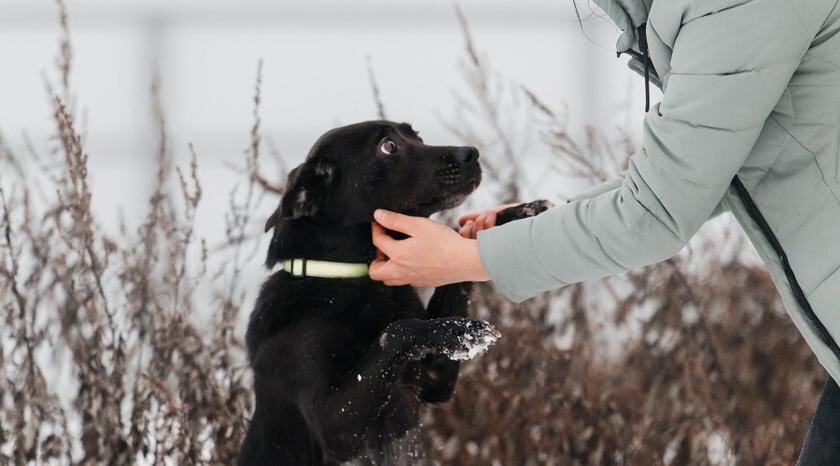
top-left (808, 262), bottom-right (840, 297)
top-left (647, 19), bottom-right (671, 52)
top-left (809, 53), bottom-right (840, 71)
top-left (752, 116), bottom-right (792, 192)
top-left (766, 97), bottom-right (840, 204)
top-left (780, 0), bottom-right (818, 40)
top-left (679, 0), bottom-right (752, 27)
top-left (657, 113), bottom-right (764, 133)
top-left (631, 152), bottom-right (702, 242)
top-left (668, 59), bottom-right (800, 79)
top-left (668, 69), bottom-right (761, 77)
top-left (583, 199), bottom-right (631, 270)
top-left (680, 0), bottom-right (810, 54)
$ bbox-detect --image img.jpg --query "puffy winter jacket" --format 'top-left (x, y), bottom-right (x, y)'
top-left (477, 0), bottom-right (840, 384)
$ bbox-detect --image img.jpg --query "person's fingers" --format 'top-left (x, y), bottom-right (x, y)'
top-left (475, 214), bottom-right (487, 231)
top-left (374, 248), bottom-right (387, 261)
top-left (459, 222), bottom-right (470, 239)
top-left (370, 256), bottom-right (411, 285)
top-left (458, 211), bottom-right (483, 227)
top-left (467, 221), bottom-right (478, 239)
top-left (371, 221), bottom-right (398, 256)
top-left (459, 203), bottom-right (519, 226)
top-left (373, 209), bottom-right (424, 235)
top-left (368, 259), bottom-right (395, 281)
top-left (459, 220), bottom-right (475, 239)
top-left (475, 214), bottom-right (489, 231)
top-left (485, 211), bottom-right (498, 229)
top-left (471, 226), bottom-right (480, 239)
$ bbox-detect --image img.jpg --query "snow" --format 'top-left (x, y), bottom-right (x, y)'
top-left (444, 324), bottom-right (501, 361)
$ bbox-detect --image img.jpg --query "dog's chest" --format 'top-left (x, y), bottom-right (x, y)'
top-left (342, 287), bottom-right (424, 334)
top-left (323, 287), bottom-right (425, 365)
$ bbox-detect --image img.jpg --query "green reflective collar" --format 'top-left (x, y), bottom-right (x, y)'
top-left (280, 258), bottom-right (369, 279)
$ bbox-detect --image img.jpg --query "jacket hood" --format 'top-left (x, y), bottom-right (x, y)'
top-left (592, 0), bottom-right (653, 52)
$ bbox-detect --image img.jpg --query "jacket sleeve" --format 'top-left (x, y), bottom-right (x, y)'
top-left (566, 177), bottom-right (624, 203)
top-left (566, 173), bottom-right (729, 218)
top-left (477, 0), bottom-right (814, 302)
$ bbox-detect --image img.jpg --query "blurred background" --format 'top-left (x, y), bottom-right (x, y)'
top-left (0, 1), bottom-right (826, 465)
top-left (0, 0), bottom-right (648, 234)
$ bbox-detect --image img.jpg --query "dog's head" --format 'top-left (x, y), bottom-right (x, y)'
top-left (265, 120), bottom-right (481, 231)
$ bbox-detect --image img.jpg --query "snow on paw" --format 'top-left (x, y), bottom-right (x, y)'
top-left (443, 321), bottom-right (500, 361)
top-left (425, 317), bottom-right (501, 361)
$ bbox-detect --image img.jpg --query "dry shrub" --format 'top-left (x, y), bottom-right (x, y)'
top-left (422, 260), bottom-right (823, 465)
top-left (0, 3), bottom-right (826, 466)
top-left (0, 3), bottom-right (262, 463)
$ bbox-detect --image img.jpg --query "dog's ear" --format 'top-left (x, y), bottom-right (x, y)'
top-left (264, 165), bottom-right (301, 233)
top-left (281, 159), bottom-right (338, 219)
top-left (264, 159), bottom-right (338, 232)
top-left (263, 160), bottom-right (338, 268)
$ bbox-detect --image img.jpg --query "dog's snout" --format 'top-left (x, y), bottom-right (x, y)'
top-left (454, 146), bottom-right (479, 164)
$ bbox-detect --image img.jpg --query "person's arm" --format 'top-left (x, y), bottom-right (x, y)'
top-left (566, 176), bottom-right (624, 204)
top-left (477, 0), bottom-right (814, 302)
top-left (569, 176), bottom-right (729, 218)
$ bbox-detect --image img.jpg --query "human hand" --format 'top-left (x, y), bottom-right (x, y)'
top-left (369, 210), bottom-right (491, 287)
top-left (457, 203), bottom-right (518, 239)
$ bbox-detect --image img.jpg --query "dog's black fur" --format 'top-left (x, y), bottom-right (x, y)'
top-left (238, 121), bottom-right (551, 465)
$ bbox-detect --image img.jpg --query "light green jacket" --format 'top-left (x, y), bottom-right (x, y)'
top-left (477, 0), bottom-right (840, 383)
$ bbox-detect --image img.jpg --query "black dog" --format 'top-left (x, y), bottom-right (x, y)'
top-left (239, 121), bottom-right (551, 465)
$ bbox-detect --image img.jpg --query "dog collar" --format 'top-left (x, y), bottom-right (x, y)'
top-left (280, 258), bottom-right (369, 279)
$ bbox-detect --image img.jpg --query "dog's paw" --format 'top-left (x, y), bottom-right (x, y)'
top-left (399, 355), bottom-right (460, 402)
top-left (495, 199), bottom-right (554, 226)
top-left (379, 317), bottom-right (500, 361)
top-left (379, 318), bottom-right (425, 357)
top-left (424, 317), bottom-right (501, 361)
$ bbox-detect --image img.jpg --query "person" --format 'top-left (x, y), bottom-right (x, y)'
top-left (367, 0), bottom-right (840, 463)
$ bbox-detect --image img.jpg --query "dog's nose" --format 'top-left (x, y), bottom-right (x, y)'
top-left (454, 146), bottom-right (479, 164)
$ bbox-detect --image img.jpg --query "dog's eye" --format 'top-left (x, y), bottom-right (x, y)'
top-left (379, 138), bottom-right (397, 156)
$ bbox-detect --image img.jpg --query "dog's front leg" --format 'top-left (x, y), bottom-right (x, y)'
top-left (426, 282), bottom-right (471, 319)
top-left (405, 282), bottom-right (473, 403)
top-left (306, 343), bottom-right (416, 461)
top-left (307, 317), bottom-right (493, 461)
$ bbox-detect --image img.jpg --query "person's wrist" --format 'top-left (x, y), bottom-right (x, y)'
top-left (461, 238), bottom-right (491, 282)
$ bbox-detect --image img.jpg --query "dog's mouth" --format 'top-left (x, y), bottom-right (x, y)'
top-left (412, 163), bottom-right (481, 214)
top-left (435, 162), bottom-right (479, 188)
